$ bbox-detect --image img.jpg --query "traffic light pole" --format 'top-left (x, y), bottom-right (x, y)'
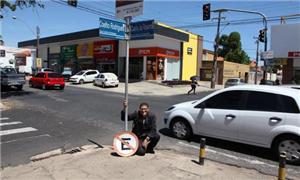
top-left (211, 9), bottom-right (268, 88)
top-left (255, 39), bottom-right (259, 84)
top-left (211, 11), bottom-right (222, 89)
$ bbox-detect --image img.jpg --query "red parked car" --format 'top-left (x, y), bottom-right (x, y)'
top-left (29, 72), bottom-right (65, 90)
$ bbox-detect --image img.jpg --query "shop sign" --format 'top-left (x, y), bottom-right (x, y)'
top-left (288, 51), bottom-right (300, 57)
top-left (130, 47), bottom-right (179, 58)
top-left (77, 43), bottom-right (93, 58)
top-left (99, 18), bottom-right (125, 40)
top-left (130, 20), bottom-right (154, 40)
top-left (94, 40), bottom-right (117, 59)
top-left (115, 0), bottom-right (143, 19)
top-left (61, 45), bottom-right (77, 61)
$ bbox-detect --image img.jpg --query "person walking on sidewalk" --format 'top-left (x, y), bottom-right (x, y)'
top-left (121, 100), bottom-right (160, 156)
top-left (188, 79), bottom-right (199, 95)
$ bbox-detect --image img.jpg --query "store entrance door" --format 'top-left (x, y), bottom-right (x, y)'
top-left (146, 57), bottom-right (157, 80)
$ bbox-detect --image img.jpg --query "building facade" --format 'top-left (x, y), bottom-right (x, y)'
top-left (270, 23), bottom-right (300, 84)
top-left (200, 49), bottom-right (250, 84)
top-left (0, 46), bottom-right (34, 74)
top-left (18, 20), bottom-right (203, 81)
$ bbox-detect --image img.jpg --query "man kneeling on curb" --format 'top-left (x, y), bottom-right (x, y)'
top-left (121, 100), bottom-right (160, 156)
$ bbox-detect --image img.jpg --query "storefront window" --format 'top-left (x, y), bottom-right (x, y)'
top-left (147, 57), bottom-right (156, 80)
top-left (157, 58), bottom-right (165, 80)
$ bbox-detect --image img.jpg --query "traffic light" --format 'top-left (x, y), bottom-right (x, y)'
top-left (203, 3), bottom-right (211, 21)
top-left (67, 0), bottom-right (77, 7)
top-left (259, 29), bottom-right (265, 42)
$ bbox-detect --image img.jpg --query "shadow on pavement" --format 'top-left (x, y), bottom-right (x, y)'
top-left (1, 88), bottom-right (33, 99)
top-left (159, 128), bottom-right (275, 162)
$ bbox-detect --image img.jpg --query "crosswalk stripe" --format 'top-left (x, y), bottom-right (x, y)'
top-left (0, 117), bottom-right (10, 121)
top-left (0, 127), bottom-right (37, 136)
top-left (0, 121), bottom-right (22, 127)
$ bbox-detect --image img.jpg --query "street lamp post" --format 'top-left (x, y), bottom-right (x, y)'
top-left (12, 16), bottom-right (40, 71)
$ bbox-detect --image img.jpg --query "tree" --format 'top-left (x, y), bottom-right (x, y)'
top-left (0, 0), bottom-right (44, 11)
top-left (218, 32), bottom-right (250, 64)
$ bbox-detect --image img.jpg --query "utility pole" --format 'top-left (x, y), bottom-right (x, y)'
top-left (211, 11), bottom-right (222, 89)
top-left (36, 26), bottom-right (40, 66)
top-left (255, 38), bottom-right (259, 84)
top-left (124, 16), bottom-right (131, 131)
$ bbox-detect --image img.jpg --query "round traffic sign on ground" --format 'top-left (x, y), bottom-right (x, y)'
top-left (113, 131), bottom-right (139, 157)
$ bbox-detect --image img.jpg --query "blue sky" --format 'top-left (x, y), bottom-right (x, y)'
top-left (1, 0), bottom-right (300, 60)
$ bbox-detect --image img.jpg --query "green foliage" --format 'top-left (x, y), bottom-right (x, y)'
top-left (0, 0), bottom-right (44, 11)
top-left (218, 31), bottom-right (250, 64)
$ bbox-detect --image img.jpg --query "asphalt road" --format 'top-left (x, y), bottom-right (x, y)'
top-left (1, 83), bottom-right (299, 178)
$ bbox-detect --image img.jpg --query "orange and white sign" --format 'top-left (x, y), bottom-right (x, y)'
top-left (113, 131), bottom-right (139, 157)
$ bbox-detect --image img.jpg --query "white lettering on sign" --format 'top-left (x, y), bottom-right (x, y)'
top-left (166, 50), bottom-right (175, 56)
top-left (100, 21), bottom-right (124, 33)
top-left (138, 49), bottom-right (151, 55)
top-left (113, 131), bottom-right (139, 157)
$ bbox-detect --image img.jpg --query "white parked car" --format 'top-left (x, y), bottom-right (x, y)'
top-left (224, 78), bottom-right (246, 88)
top-left (69, 69), bottom-right (99, 84)
top-left (62, 67), bottom-right (72, 80)
top-left (93, 73), bottom-right (119, 88)
top-left (164, 85), bottom-right (300, 164)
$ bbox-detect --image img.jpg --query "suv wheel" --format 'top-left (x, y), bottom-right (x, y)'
top-left (170, 118), bottom-right (192, 140)
top-left (273, 135), bottom-right (300, 164)
top-left (79, 79), bottom-right (84, 84)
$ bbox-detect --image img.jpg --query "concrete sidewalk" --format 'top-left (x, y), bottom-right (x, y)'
top-left (0, 146), bottom-right (275, 180)
top-left (66, 80), bottom-right (223, 96)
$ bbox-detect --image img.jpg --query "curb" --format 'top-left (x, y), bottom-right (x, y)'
top-left (30, 145), bottom-right (102, 162)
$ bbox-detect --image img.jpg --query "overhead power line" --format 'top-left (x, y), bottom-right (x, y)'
top-left (175, 14), bottom-right (300, 29)
top-left (51, 0), bottom-right (115, 19)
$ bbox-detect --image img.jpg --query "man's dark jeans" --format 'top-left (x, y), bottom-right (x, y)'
top-left (136, 133), bottom-right (160, 156)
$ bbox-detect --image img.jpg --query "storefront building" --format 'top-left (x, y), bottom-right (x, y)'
top-left (0, 46), bottom-right (34, 74)
top-left (271, 23), bottom-right (300, 84)
top-left (18, 20), bottom-right (202, 81)
top-left (157, 22), bottom-right (203, 81)
top-left (200, 49), bottom-right (250, 84)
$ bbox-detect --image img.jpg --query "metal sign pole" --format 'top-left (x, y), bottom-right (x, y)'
top-left (124, 16), bottom-right (132, 131)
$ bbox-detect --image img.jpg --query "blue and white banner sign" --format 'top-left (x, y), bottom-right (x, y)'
top-left (99, 18), bottom-right (125, 40)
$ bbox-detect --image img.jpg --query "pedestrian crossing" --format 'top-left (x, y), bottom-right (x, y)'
top-left (0, 117), bottom-right (38, 137)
